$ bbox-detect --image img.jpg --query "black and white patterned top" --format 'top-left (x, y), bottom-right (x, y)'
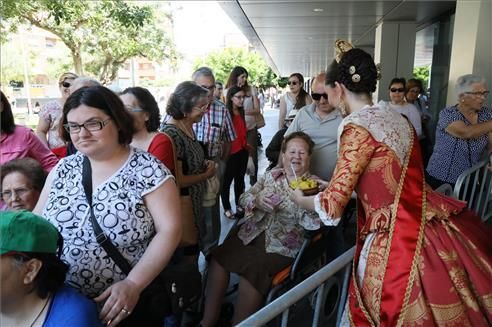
top-left (42, 148), bottom-right (173, 297)
top-left (161, 124), bottom-right (207, 247)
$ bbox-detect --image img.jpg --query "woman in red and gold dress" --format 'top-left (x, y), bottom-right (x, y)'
top-left (292, 41), bottom-right (492, 326)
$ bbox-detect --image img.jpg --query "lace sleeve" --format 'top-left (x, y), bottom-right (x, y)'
top-left (315, 124), bottom-right (377, 225)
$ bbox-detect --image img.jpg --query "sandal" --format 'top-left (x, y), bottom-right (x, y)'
top-left (224, 210), bottom-right (235, 220)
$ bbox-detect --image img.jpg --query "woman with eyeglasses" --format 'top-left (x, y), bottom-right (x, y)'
top-left (221, 86), bottom-right (250, 219)
top-left (161, 81), bottom-right (216, 252)
top-left (36, 72), bottom-right (78, 149)
top-left (382, 77), bottom-right (423, 139)
top-left (34, 86), bottom-right (181, 326)
top-left (278, 73), bottom-right (312, 129)
top-left (426, 74), bottom-right (492, 189)
top-left (120, 87), bottom-right (174, 174)
top-left (1, 158), bottom-right (46, 211)
top-left (1, 91), bottom-right (58, 172)
top-left (225, 66), bottom-right (261, 186)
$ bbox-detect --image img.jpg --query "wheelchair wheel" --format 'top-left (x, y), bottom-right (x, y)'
top-left (310, 275), bottom-right (341, 326)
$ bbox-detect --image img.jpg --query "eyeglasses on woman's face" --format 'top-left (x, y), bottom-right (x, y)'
top-left (0, 187), bottom-right (32, 201)
top-left (125, 105), bottom-right (144, 113)
top-left (64, 118), bottom-right (112, 134)
top-left (193, 103), bottom-right (210, 113)
top-left (287, 80), bottom-right (299, 86)
top-left (464, 90), bottom-right (490, 98)
top-left (390, 88), bottom-right (405, 93)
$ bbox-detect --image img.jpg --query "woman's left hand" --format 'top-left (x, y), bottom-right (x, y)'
top-left (95, 278), bottom-right (142, 326)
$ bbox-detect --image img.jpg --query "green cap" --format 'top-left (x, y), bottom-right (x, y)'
top-left (0, 211), bottom-right (59, 255)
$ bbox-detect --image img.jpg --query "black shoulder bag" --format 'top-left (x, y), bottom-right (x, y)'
top-left (81, 156), bottom-right (201, 326)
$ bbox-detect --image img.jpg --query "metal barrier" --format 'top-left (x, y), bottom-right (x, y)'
top-left (453, 157), bottom-right (492, 222)
top-left (237, 246), bottom-right (355, 327)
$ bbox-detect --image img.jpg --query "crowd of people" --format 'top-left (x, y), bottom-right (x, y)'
top-left (1, 39), bottom-right (491, 326)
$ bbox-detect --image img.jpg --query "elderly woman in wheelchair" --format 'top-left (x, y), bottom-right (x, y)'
top-left (201, 132), bottom-right (324, 326)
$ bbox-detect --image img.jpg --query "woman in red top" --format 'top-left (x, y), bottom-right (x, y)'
top-left (221, 86), bottom-right (250, 219)
top-left (120, 87), bottom-right (174, 174)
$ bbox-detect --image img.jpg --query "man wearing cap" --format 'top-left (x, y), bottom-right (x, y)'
top-left (284, 72), bottom-right (342, 181)
top-left (0, 211), bottom-right (102, 327)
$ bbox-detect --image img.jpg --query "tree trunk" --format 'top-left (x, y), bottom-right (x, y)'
top-left (72, 50), bottom-right (84, 75)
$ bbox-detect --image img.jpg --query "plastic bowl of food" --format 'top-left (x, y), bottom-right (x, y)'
top-left (290, 177), bottom-right (319, 195)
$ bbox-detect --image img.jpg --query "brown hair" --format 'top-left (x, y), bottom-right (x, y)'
top-left (281, 131), bottom-right (315, 155)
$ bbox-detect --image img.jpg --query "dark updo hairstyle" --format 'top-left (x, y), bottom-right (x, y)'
top-left (121, 87), bottom-right (161, 132)
top-left (325, 48), bottom-right (378, 96)
top-left (225, 85), bottom-right (245, 119)
top-left (289, 73), bottom-right (309, 109)
top-left (1, 91), bottom-right (15, 134)
top-left (1, 158), bottom-right (47, 192)
top-left (166, 81), bottom-right (209, 120)
top-left (281, 131), bottom-right (315, 155)
top-left (389, 77), bottom-right (406, 89)
top-left (60, 86), bottom-right (134, 145)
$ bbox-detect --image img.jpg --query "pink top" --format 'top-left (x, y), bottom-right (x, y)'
top-left (1, 125), bottom-right (59, 171)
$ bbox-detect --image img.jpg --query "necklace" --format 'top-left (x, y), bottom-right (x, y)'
top-left (176, 120), bottom-right (195, 140)
top-left (30, 295), bottom-right (51, 327)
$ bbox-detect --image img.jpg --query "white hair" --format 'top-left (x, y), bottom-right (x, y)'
top-left (455, 74), bottom-right (486, 97)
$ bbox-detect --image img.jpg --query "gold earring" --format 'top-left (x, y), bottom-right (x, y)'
top-left (337, 97), bottom-right (347, 116)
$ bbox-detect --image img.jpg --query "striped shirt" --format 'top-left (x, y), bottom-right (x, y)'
top-left (193, 99), bottom-right (236, 158)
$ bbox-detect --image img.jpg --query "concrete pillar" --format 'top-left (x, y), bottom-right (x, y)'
top-left (447, 0), bottom-right (492, 105)
top-left (373, 22), bottom-right (416, 102)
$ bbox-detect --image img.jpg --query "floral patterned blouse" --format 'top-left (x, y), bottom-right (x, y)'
top-left (39, 100), bottom-right (65, 149)
top-left (237, 168), bottom-right (321, 258)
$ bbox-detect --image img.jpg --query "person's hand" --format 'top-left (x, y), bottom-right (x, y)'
top-left (95, 278), bottom-right (142, 326)
top-left (288, 187), bottom-right (305, 206)
top-left (203, 160), bottom-right (216, 178)
top-left (313, 178), bottom-right (329, 191)
top-left (255, 194), bottom-right (279, 213)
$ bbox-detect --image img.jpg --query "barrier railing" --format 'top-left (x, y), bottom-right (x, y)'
top-left (237, 246), bottom-right (355, 327)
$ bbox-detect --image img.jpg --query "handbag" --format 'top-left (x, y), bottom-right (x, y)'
top-left (255, 112), bottom-right (266, 129)
top-left (202, 174), bottom-right (220, 207)
top-left (161, 131), bottom-right (199, 247)
top-left (81, 156), bottom-right (201, 325)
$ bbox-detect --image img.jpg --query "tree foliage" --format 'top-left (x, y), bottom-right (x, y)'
top-left (413, 66), bottom-right (430, 90)
top-left (193, 48), bottom-right (278, 88)
top-left (1, 0), bottom-right (180, 84)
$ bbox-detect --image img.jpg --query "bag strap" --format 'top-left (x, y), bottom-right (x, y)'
top-left (160, 131), bottom-right (181, 188)
top-left (82, 156), bottom-right (133, 275)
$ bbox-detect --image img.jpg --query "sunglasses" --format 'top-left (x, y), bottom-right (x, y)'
top-left (287, 81), bottom-right (298, 86)
top-left (311, 93), bottom-right (328, 101)
top-left (390, 88), bottom-right (405, 93)
top-left (61, 81), bottom-right (71, 88)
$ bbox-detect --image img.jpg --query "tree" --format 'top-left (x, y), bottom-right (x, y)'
top-left (193, 48), bottom-right (278, 88)
top-left (413, 66), bottom-right (430, 90)
top-left (1, 0), bottom-right (179, 84)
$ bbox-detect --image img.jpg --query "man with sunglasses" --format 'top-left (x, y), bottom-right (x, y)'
top-left (192, 67), bottom-right (236, 254)
top-left (285, 73), bottom-right (342, 181)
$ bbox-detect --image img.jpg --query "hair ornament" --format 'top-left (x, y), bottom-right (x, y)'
top-left (352, 74), bottom-right (361, 83)
top-left (349, 66), bottom-right (356, 75)
top-left (335, 39), bottom-right (354, 63)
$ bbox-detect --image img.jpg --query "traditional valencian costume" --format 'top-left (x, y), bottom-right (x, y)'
top-left (314, 103), bottom-right (492, 326)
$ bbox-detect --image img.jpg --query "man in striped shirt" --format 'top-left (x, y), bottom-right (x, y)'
top-left (192, 67), bottom-right (236, 254)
